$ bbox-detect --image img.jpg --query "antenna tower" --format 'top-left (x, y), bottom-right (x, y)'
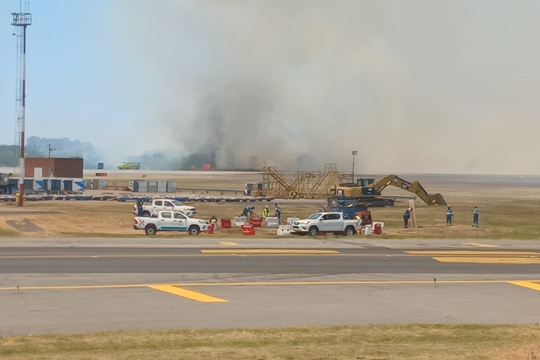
top-left (12, 1), bottom-right (32, 206)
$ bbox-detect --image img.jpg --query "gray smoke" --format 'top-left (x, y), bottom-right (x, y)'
top-left (112, 0), bottom-right (540, 174)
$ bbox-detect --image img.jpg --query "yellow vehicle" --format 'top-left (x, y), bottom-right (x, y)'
top-left (336, 175), bottom-right (446, 206)
top-left (117, 162), bottom-right (140, 170)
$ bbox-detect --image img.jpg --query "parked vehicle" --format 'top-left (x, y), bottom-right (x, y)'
top-left (133, 210), bottom-right (208, 236)
top-left (97, 161), bottom-right (104, 170)
top-left (291, 212), bottom-right (361, 236)
top-left (133, 199), bottom-right (196, 217)
top-left (117, 162), bottom-right (140, 170)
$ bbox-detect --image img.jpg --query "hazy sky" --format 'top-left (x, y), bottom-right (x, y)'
top-left (1, 0), bottom-right (540, 174)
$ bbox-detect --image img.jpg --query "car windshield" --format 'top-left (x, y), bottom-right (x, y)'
top-left (172, 200), bottom-right (183, 206)
top-left (308, 213), bottom-right (322, 219)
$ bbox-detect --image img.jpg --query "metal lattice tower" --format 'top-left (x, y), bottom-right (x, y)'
top-left (12, 2), bottom-right (32, 206)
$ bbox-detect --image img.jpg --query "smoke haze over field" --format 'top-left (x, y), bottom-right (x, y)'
top-left (112, 0), bottom-right (540, 174)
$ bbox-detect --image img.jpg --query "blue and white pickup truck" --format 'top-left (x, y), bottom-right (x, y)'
top-left (291, 212), bottom-right (361, 236)
top-left (133, 210), bottom-right (208, 236)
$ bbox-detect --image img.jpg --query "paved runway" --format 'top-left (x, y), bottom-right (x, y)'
top-left (1, 240), bottom-right (540, 335)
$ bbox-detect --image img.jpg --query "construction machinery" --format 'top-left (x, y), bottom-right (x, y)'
top-left (336, 175), bottom-right (447, 206)
top-left (246, 164), bottom-right (340, 199)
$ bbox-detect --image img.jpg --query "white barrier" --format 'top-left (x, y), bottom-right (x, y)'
top-left (277, 225), bottom-right (292, 236)
top-left (364, 225), bottom-right (373, 235)
top-left (233, 216), bottom-right (247, 227)
top-left (265, 217), bottom-right (280, 228)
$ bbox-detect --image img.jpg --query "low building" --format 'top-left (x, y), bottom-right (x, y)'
top-left (25, 157), bottom-right (83, 179)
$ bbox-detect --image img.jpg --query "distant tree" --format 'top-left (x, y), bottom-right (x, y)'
top-left (0, 145), bottom-right (45, 166)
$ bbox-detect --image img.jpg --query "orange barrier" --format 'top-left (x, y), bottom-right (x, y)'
top-left (220, 218), bottom-right (232, 228)
top-left (241, 224), bottom-right (256, 235)
top-left (205, 223), bottom-right (215, 234)
top-left (249, 217), bottom-right (263, 227)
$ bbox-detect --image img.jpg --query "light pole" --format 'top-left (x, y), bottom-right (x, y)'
top-left (351, 150), bottom-right (357, 184)
top-left (48, 144), bottom-right (56, 158)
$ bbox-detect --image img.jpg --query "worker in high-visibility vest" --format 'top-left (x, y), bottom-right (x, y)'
top-left (262, 205), bottom-right (270, 218)
top-left (446, 207), bottom-right (454, 226)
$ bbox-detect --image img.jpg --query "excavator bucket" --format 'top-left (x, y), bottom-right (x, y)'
top-left (429, 193), bottom-right (447, 206)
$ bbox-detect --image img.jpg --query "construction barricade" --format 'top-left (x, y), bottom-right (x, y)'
top-left (205, 223), bottom-right (215, 234)
top-left (241, 224), bottom-right (255, 235)
top-left (277, 225), bottom-right (292, 236)
top-left (220, 218), bottom-right (232, 228)
top-left (364, 225), bottom-right (373, 235)
top-left (373, 222), bottom-right (384, 235)
top-left (249, 217), bottom-right (263, 227)
top-left (234, 216), bottom-right (247, 227)
top-left (265, 217), bottom-right (279, 228)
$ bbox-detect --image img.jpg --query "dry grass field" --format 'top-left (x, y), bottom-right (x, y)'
top-left (1, 172), bottom-right (539, 239)
top-left (1, 324), bottom-right (540, 360)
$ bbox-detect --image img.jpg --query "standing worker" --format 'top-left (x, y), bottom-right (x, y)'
top-left (274, 203), bottom-right (282, 223)
top-left (446, 206), bottom-right (454, 226)
top-left (262, 205), bottom-right (270, 218)
top-left (472, 206), bottom-right (479, 227)
top-left (136, 200), bottom-right (143, 216)
top-left (403, 208), bottom-right (411, 228)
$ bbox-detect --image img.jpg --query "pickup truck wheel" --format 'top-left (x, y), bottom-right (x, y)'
top-left (343, 226), bottom-right (356, 236)
top-left (142, 211), bottom-right (150, 217)
top-left (308, 226), bottom-right (319, 236)
top-left (145, 225), bottom-right (157, 236)
top-left (189, 225), bottom-right (200, 236)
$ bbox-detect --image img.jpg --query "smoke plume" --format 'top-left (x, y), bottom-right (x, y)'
top-left (112, 0), bottom-right (540, 174)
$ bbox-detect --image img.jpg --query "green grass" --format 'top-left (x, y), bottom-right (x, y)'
top-left (1, 325), bottom-right (540, 359)
top-left (0, 228), bottom-right (19, 237)
top-left (2, 174), bottom-right (540, 239)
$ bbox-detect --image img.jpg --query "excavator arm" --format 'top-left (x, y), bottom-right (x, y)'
top-left (372, 175), bottom-right (447, 206)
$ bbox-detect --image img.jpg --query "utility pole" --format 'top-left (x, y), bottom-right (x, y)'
top-left (48, 144), bottom-right (55, 158)
top-left (12, 6), bottom-right (32, 206)
top-left (351, 150), bottom-right (357, 184)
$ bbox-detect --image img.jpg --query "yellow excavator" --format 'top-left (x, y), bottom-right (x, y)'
top-left (336, 175), bottom-right (447, 206)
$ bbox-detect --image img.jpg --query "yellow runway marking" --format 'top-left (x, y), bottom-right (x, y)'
top-left (407, 251), bottom-right (540, 256)
top-left (220, 241), bottom-right (238, 246)
top-left (433, 257), bottom-right (540, 264)
top-left (465, 243), bottom-right (498, 248)
top-left (2, 279), bottom-right (540, 291)
top-left (148, 285), bottom-right (227, 303)
top-left (201, 249), bottom-right (340, 255)
top-left (508, 281), bottom-right (540, 292)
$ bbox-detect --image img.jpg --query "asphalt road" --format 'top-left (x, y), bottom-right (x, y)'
top-left (1, 242), bottom-right (540, 335)
top-left (1, 247), bottom-right (539, 275)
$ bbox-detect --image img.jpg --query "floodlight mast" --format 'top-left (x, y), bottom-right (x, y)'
top-left (12, 10), bottom-right (31, 206)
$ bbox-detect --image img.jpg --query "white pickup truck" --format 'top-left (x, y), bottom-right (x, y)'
top-left (291, 212), bottom-right (361, 236)
top-left (133, 199), bottom-right (196, 218)
top-left (133, 210), bottom-right (208, 236)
